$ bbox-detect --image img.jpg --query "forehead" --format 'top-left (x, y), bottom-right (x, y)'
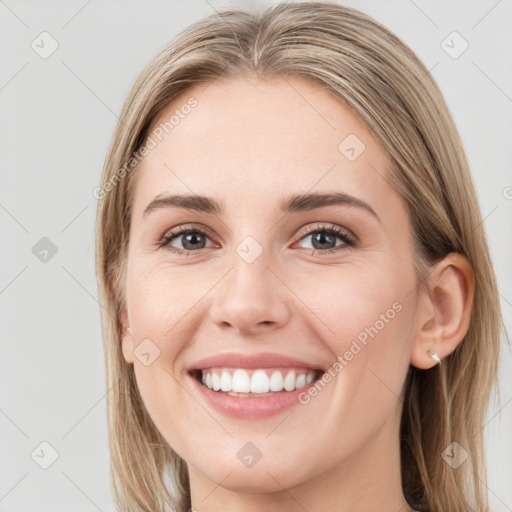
top-left (132, 75), bottom-right (395, 217)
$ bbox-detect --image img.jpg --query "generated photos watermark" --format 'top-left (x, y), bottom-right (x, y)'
top-left (93, 96), bottom-right (198, 200)
top-left (298, 301), bottom-right (403, 404)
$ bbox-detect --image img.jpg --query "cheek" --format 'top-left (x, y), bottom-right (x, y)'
top-left (331, 288), bottom-right (415, 424)
top-left (124, 261), bottom-right (188, 414)
top-left (290, 260), bottom-right (413, 346)
top-left (126, 258), bottom-right (196, 347)
top-left (291, 260), bottom-right (416, 405)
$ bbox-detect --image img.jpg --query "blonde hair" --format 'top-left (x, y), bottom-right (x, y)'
top-left (95, 2), bottom-right (506, 511)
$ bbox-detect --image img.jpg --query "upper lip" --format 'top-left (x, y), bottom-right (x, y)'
top-left (188, 352), bottom-right (326, 372)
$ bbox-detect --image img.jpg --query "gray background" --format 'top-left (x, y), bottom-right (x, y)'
top-left (0, 0), bottom-right (511, 510)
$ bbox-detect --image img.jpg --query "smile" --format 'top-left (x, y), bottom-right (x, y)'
top-left (194, 367), bottom-right (322, 396)
top-left (188, 367), bottom-right (325, 420)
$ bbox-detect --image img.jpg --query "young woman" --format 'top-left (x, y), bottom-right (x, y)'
top-left (95, 2), bottom-right (505, 511)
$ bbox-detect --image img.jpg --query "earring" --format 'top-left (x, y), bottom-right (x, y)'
top-left (122, 327), bottom-right (131, 337)
top-left (428, 348), bottom-right (441, 364)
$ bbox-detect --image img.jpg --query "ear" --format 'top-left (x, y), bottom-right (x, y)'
top-left (410, 252), bottom-right (474, 369)
top-left (120, 308), bottom-right (134, 364)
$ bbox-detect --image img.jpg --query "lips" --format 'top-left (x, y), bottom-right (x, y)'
top-left (186, 352), bottom-right (326, 418)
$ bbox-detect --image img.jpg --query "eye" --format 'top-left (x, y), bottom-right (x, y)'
top-left (158, 222), bottom-right (357, 257)
top-left (293, 223), bottom-right (357, 255)
top-left (158, 224), bottom-right (217, 255)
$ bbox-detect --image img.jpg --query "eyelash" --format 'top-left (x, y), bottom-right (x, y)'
top-left (157, 223), bottom-right (357, 257)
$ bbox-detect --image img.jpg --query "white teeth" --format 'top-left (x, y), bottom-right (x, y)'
top-left (212, 372), bottom-right (221, 391)
top-left (283, 370), bottom-right (296, 391)
top-left (200, 367), bottom-right (319, 394)
top-left (251, 370), bottom-right (270, 393)
top-left (232, 369), bottom-right (251, 393)
top-left (220, 371), bottom-right (232, 392)
top-left (269, 371), bottom-right (283, 392)
top-left (295, 373), bottom-right (306, 389)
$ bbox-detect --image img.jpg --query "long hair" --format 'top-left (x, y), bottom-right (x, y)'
top-left (95, 2), bottom-right (505, 510)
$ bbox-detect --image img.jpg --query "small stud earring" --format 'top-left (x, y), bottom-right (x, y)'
top-left (428, 348), bottom-right (441, 364)
top-left (122, 327), bottom-right (131, 337)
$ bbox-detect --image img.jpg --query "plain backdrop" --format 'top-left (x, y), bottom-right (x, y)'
top-left (0, 0), bottom-right (511, 510)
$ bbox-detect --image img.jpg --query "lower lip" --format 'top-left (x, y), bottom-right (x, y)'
top-left (188, 372), bottom-right (322, 419)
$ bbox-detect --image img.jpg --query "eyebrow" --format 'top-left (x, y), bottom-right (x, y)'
top-left (143, 191), bottom-right (380, 222)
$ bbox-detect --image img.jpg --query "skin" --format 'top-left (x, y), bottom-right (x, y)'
top-left (120, 76), bottom-right (474, 512)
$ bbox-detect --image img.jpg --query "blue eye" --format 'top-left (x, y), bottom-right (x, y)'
top-left (158, 223), bottom-right (357, 256)
top-left (294, 224), bottom-right (356, 254)
top-left (158, 225), bottom-right (216, 254)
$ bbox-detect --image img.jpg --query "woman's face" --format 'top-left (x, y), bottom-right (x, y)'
top-left (122, 76), bottom-right (421, 494)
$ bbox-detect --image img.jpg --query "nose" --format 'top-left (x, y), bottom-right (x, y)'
top-left (208, 249), bottom-right (292, 336)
